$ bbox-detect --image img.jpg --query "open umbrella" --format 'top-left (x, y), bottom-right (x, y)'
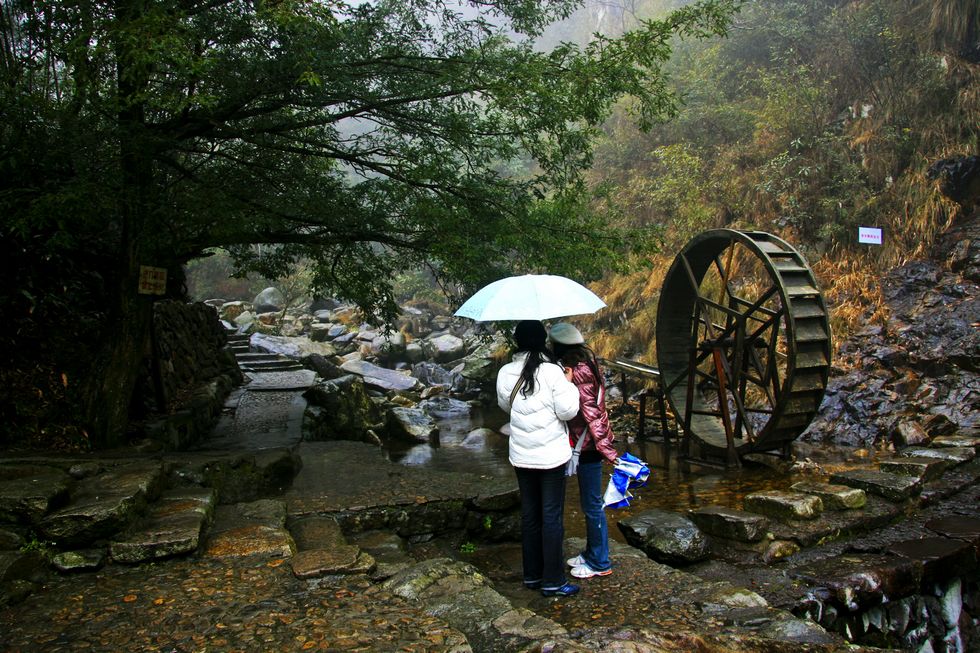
top-left (454, 274), bottom-right (606, 322)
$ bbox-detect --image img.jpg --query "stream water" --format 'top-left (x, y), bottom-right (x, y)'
top-left (380, 403), bottom-right (881, 543)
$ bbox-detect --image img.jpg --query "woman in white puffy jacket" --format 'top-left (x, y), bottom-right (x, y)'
top-left (496, 320), bottom-right (581, 598)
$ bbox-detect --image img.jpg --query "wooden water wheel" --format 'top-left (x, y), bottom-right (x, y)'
top-left (655, 230), bottom-right (832, 465)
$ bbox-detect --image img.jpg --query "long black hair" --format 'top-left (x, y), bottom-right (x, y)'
top-left (553, 341), bottom-right (602, 389)
top-left (513, 320), bottom-right (555, 398)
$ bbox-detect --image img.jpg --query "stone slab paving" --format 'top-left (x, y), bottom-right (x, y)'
top-left (285, 441), bottom-right (515, 518)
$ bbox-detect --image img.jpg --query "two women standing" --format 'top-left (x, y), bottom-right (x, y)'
top-left (496, 319), bottom-right (616, 598)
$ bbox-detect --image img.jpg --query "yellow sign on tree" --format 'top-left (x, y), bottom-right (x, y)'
top-left (138, 266), bottom-right (167, 295)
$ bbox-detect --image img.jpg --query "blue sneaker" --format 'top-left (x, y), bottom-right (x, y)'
top-left (541, 582), bottom-right (580, 597)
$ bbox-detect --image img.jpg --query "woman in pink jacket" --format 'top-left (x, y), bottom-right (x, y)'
top-left (549, 322), bottom-right (618, 579)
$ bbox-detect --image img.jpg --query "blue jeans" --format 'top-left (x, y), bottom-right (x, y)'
top-left (576, 459), bottom-right (611, 571)
top-left (514, 464), bottom-right (567, 589)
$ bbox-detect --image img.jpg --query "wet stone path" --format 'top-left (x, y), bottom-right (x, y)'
top-left (2, 364), bottom-right (978, 651)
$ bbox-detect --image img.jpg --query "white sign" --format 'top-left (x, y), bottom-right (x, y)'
top-left (858, 226), bottom-right (882, 245)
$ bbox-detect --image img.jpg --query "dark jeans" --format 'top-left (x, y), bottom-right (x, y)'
top-left (514, 464), bottom-right (567, 589)
top-left (576, 459), bottom-right (611, 571)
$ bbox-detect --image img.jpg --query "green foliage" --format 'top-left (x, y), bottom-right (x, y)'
top-left (590, 0), bottom-right (976, 267)
top-left (459, 541), bottom-right (477, 554)
top-left (0, 0), bottom-right (740, 446)
top-left (20, 535), bottom-right (56, 559)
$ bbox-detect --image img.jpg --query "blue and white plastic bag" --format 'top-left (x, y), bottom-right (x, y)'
top-left (603, 452), bottom-right (650, 509)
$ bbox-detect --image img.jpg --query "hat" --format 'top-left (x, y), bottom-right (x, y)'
top-left (549, 322), bottom-right (584, 345)
top-left (514, 320), bottom-right (548, 350)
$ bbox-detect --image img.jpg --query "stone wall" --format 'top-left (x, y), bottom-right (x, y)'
top-left (142, 300), bottom-right (243, 450)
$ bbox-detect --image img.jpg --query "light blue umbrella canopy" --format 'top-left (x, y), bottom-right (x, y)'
top-left (454, 274), bottom-right (606, 322)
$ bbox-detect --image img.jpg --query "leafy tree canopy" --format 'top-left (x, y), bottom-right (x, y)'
top-left (0, 0), bottom-right (740, 447)
top-left (3, 0), bottom-right (739, 319)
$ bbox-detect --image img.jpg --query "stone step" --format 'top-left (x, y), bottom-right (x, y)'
top-left (901, 446), bottom-right (975, 465)
top-left (109, 488), bottom-right (217, 564)
top-left (203, 499), bottom-right (296, 559)
top-left (287, 515), bottom-right (375, 579)
top-left (240, 359), bottom-right (305, 372)
top-left (38, 462), bottom-right (165, 546)
top-left (829, 469), bottom-right (922, 502)
top-left (743, 490), bottom-right (824, 521)
top-left (234, 352), bottom-right (281, 362)
top-left (878, 456), bottom-right (949, 483)
top-left (688, 506), bottom-right (769, 543)
top-left (789, 481), bottom-right (867, 510)
top-left (767, 494), bottom-right (902, 548)
top-left (930, 434), bottom-right (980, 451)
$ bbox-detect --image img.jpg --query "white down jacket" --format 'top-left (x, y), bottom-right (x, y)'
top-left (497, 352), bottom-right (581, 469)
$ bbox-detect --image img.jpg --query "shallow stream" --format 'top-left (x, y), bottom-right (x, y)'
top-left (381, 403), bottom-right (881, 543)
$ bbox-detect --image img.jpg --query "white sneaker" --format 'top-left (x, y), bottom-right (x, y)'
top-left (566, 554), bottom-right (585, 568)
top-left (571, 564), bottom-right (613, 579)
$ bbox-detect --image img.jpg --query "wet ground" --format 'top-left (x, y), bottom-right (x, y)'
top-left (0, 379), bottom-right (955, 652)
top-left (0, 556), bottom-right (467, 652)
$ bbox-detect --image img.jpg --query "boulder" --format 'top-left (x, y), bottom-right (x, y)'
top-left (253, 286), bottom-right (285, 313)
top-left (251, 333), bottom-right (337, 359)
top-left (290, 547), bottom-right (375, 578)
top-left (51, 549), bottom-right (106, 573)
top-left (340, 359), bottom-right (420, 393)
top-left (878, 456), bottom-right (949, 483)
top-left (789, 554), bottom-right (921, 612)
top-left (618, 509), bottom-right (711, 564)
top-left (371, 331), bottom-right (407, 363)
top-left (219, 301), bottom-right (247, 322)
top-left (829, 469), bottom-right (922, 502)
top-left (386, 407), bottom-right (438, 443)
top-left (204, 499), bottom-right (295, 559)
top-left (458, 334), bottom-right (509, 385)
top-left (426, 334), bottom-right (465, 364)
top-left (233, 310), bottom-right (255, 330)
top-left (303, 375), bottom-right (383, 444)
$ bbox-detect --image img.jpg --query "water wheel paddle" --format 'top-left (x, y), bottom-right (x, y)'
top-left (656, 230), bottom-right (832, 464)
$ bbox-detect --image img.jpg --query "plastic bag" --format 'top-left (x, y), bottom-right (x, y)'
top-left (602, 452), bottom-right (650, 509)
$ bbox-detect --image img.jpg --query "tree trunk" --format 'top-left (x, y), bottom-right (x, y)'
top-left (78, 0), bottom-right (156, 448)
top-left (81, 268), bottom-right (155, 448)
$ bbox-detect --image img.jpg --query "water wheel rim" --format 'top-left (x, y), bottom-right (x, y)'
top-left (655, 229), bottom-right (832, 455)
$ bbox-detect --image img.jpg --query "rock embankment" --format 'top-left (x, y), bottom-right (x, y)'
top-left (804, 216), bottom-right (979, 449)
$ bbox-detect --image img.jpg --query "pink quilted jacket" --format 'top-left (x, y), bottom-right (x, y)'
top-left (566, 361), bottom-right (617, 463)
